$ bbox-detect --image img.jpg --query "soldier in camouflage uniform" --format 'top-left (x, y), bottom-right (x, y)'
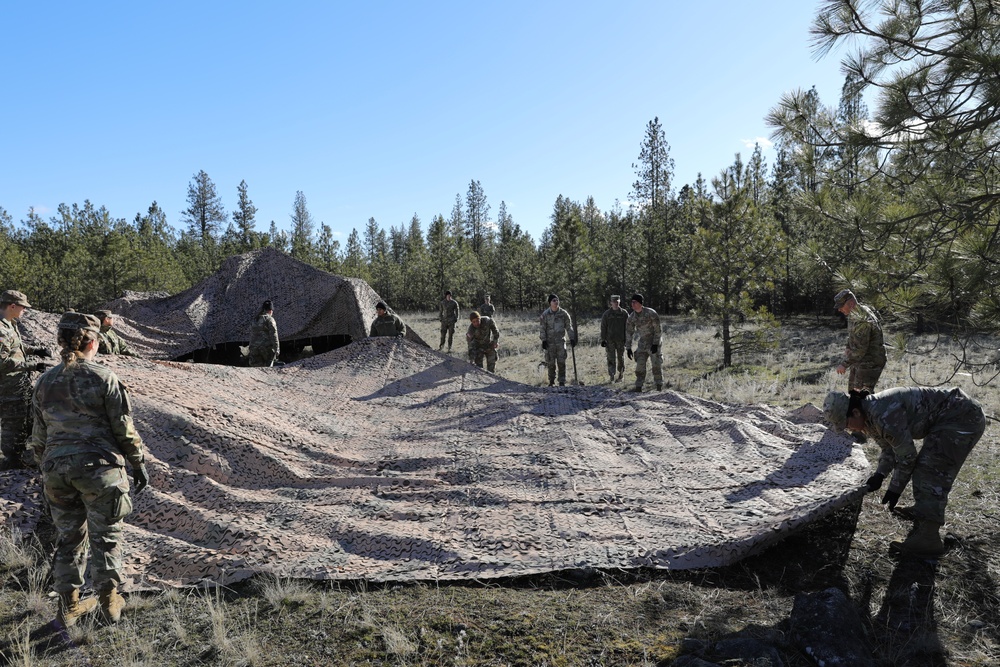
top-left (94, 310), bottom-right (139, 357)
top-left (369, 301), bottom-right (405, 337)
top-left (625, 294), bottom-right (663, 392)
top-left (600, 295), bottom-right (629, 383)
top-left (824, 386), bottom-right (986, 557)
top-left (539, 294), bottom-right (576, 387)
top-left (466, 311), bottom-right (500, 372)
top-left (31, 312), bottom-right (149, 626)
top-left (834, 289), bottom-right (887, 391)
top-left (248, 299), bottom-right (280, 367)
top-left (477, 295), bottom-right (496, 319)
top-left (439, 290), bottom-right (460, 351)
top-left (0, 290), bottom-right (51, 469)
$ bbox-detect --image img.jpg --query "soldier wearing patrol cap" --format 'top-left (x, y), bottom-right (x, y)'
top-left (248, 299), bottom-right (280, 367)
top-left (0, 290), bottom-right (51, 469)
top-left (599, 295), bottom-right (629, 383)
top-left (539, 294), bottom-right (575, 386)
top-left (834, 288), bottom-right (887, 391)
top-left (94, 310), bottom-right (138, 357)
top-left (625, 293), bottom-right (663, 392)
top-left (466, 310), bottom-right (500, 372)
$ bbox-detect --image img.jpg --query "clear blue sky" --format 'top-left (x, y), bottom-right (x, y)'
top-left (1, 1), bottom-right (848, 244)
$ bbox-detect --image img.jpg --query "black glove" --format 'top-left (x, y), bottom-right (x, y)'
top-left (570, 338), bottom-right (577, 348)
top-left (133, 463), bottom-right (150, 494)
top-left (31, 347), bottom-right (52, 358)
top-left (600, 340), bottom-right (607, 348)
top-left (881, 489), bottom-right (900, 510)
top-left (650, 344), bottom-right (658, 354)
top-left (33, 362), bottom-right (50, 372)
top-left (626, 348), bottom-right (633, 360)
top-left (864, 472), bottom-right (885, 493)
top-left (542, 341), bottom-right (548, 350)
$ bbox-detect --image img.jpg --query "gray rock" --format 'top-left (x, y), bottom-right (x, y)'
top-left (790, 587), bottom-right (875, 667)
top-left (710, 638), bottom-right (784, 666)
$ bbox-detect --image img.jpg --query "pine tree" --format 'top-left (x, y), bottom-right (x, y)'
top-left (290, 191), bottom-right (315, 261)
top-left (232, 180), bottom-right (259, 252)
top-left (465, 179), bottom-right (491, 256)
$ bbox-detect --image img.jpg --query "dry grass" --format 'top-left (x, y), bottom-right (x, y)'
top-left (0, 310), bottom-right (998, 666)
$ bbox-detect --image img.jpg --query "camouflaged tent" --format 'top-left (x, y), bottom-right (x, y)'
top-left (0, 332), bottom-right (869, 590)
top-left (82, 248), bottom-right (426, 362)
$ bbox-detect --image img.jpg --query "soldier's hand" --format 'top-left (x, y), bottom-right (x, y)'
top-left (836, 364), bottom-right (847, 375)
top-left (650, 344), bottom-right (658, 354)
top-left (864, 472), bottom-right (885, 493)
top-left (133, 463), bottom-right (150, 494)
top-left (626, 348), bottom-right (633, 360)
top-left (33, 362), bottom-right (50, 372)
top-left (881, 489), bottom-right (900, 510)
top-left (542, 341), bottom-right (548, 351)
top-left (600, 340), bottom-right (607, 348)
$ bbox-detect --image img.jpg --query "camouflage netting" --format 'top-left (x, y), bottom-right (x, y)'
top-left (0, 336), bottom-right (869, 590)
top-left (50, 248), bottom-right (426, 360)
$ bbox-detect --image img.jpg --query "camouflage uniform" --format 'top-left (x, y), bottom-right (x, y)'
top-left (843, 303), bottom-right (887, 391)
top-left (439, 297), bottom-right (460, 350)
top-left (0, 316), bottom-right (39, 464)
top-left (466, 316), bottom-right (500, 372)
top-left (248, 313), bottom-right (280, 367)
top-left (865, 387), bottom-right (986, 524)
top-left (477, 301), bottom-right (496, 318)
top-left (98, 327), bottom-right (138, 357)
top-left (600, 305), bottom-right (629, 380)
top-left (539, 306), bottom-right (575, 386)
top-left (370, 312), bottom-right (405, 337)
top-left (31, 358), bottom-right (145, 594)
top-left (626, 306), bottom-right (663, 390)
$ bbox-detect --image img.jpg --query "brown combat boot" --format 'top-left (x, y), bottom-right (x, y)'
top-left (57, 589), bottom-right (99, 627)
top-left (890, 521), bottom-right (945, 557)
top-left (99, 587), bottom-right (126, 624)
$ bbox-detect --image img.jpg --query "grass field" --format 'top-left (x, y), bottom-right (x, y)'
top-left (1, 310), bottom-right (998, 666)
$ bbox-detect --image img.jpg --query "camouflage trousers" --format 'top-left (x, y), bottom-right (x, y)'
top-left (469, 346), bottom-right (497, 373)
top-left (42, 452), bottom-right (133, 593)
top-left (248, 347), bottom-right (277, 367)
top-left (849, 363), bottom-right (885, 392)
top-left (0, 394), bottom-right (32, 462)
top-left (605, 341), bottom-right (625, 378)
top-left (440, 321), bottom-right (456, 349)
top-left (909, 390), bottom-right (986, 524)
top-left (544, 342), bottom-right (567, 385)
top-left (634, 349), bottom-right (663, 388)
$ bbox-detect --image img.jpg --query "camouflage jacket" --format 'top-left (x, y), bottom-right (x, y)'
top-left (600, 307), bottom-right (629, 344)
top-left (466, 316), bottom-right (500, 349)
top-left (440, 299), bottom-right (460, 324)
top-left (98, 327), bottom-right (137, 356)
top-left (626, 307), bottom-right (662, 351)
top-left (539, 307), bottom-right (575, 344)
top-left (0, 317), bottom-right (33, 396)
top-left (30, 359), bottom-right (144, 468)
top-left (370, 313), bottom-right (405, 337)
top-left (477, 302), bottom-right (496, 318)
top-left (249, 314), bottom-right (280, 356)
top-left (844, 303), bottom-right (886, 369)
top-left (867, 387), bottom-right (977, 494)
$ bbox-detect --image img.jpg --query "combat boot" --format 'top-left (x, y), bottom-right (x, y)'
top-left (629, 385), bottom-right (642, 392)
top-left (609, 373), bottom-right (615, 384)
top-left (890, 521), bottom-right (945, 557)
top-left (99, 587), bottom-right (126, 624)
top-left (58, 589), bottom-right (98, 627)
top-left (615, 371), bottom-right (623, 382)
top-left (655, 383), bottom-right (662, 391)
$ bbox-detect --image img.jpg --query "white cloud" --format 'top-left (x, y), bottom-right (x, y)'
top-left (741, 137), bottom-right (773, 150)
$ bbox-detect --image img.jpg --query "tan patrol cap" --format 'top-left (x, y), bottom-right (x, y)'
top-left (822, 391), bottom-right (850, 433)
top-left (93, 310), bottom-right (113, 321)
top-left (58, 312), bottom-right (101, 334)
top-left (0, 290), bottom-right (31, 307)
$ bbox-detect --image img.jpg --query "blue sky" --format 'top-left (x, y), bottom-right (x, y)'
top-left (1, 1), bottom-right (849, 244)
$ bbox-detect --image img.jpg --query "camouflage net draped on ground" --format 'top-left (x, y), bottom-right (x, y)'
top-left (0, 338), bottom-right (868, 589)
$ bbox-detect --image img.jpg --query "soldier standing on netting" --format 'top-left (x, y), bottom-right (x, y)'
top-left (438, 290), bottom-right (460, 351)
top-left (31, 312), bottom-right (149, 626)
top-left (600, 295), bottom-right (629, 383)
top-left (834, 289), bottom-right (887, 391)
top-left (625, 294), bottom-right (663, 392)
top-left (539, 294), bottom-right (576, 387)
top-left (823, 386), bottom-right (986, 557)
top-left (369, 301), bottom-right (405, 337)
top-left (248, 299), bottom-right (280, 367)
top-left (0, 290), bottom-right (51, 469)
top-left (466, 310), bottom-right (500, 372)
top-left (477, 294), bottom-right (496, 319)
top-left (94, 310), bottom-right (139, 357)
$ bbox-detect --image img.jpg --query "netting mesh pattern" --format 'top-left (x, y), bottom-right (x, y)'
top-left (1, 337), bottom-right (868, 589)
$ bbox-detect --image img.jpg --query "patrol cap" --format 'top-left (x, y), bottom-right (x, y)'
top-left (375, 301), bottom-right (387, 311)
top-left (469, 311), bottom-right (481, 320)
top-left (610, 295), bottom-right (621, 302)
top-left (445, 290), bottom-right (452, 296)
top-left (58, 312), bottom-right (101, 334)
top-left (833, 289), bottom-right (856, 309)
top-left (548, 294), bottom-right (559, 303)
top-left (262, 299), bottom-right (273, 311)
top-left (631, 293), bottom-right (644, 304)
top-left (0, 290), bottom-right (31, 307)
top-left (94, 309), bottom-right (113, 321)
top-left (822, 391), bottom-right (850, 433)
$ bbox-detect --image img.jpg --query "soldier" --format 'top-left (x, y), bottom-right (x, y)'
top-left (824, 387), bottom-right (986, 557)
top-left (248, 299), bottom-right (280, 367)
top-left (0, 290), bottom-right (51, 469)
top-left (600, 295), bottom-right (629, 383)
top-left (539, 294), bottom-right (576, 387)
top-left (477, 294), bottom-right (496, 318)
top-left (466, 310), bottom-right (500, 372)
top-left (94, 310), bottom-right (139, 357)
top-left (625, 294), bottom-right (663, 392)
top-left (31, 312), bottom-right (149, 626)
top-left (438, 290), bottom-right (460, 351)
top-left (834, 289), bottom-right (887, 391)
top-left (369, 301), bottom-right (405, 337)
